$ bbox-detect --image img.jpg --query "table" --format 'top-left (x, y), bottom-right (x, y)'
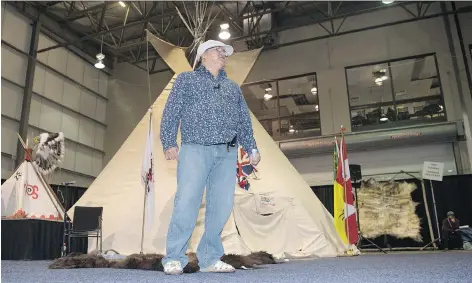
top-left (1, 218), bottom-right (87, 260)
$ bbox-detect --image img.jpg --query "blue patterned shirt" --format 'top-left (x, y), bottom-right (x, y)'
top-left (160, 65), bottom-right (257, 153)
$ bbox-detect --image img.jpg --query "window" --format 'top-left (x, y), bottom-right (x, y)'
top-left (346, 54), bottom-right (446, 131)
top-left (241, 73), bottom-right (320, 140)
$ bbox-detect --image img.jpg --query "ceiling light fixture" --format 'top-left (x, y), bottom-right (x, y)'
top-left (380, 114), bottom-right (389, 122)
top-left (289, 125), bottom-right (295, 133)
top-left (311, 86), bottom-right (318, 95)
top-left (382, 0), bottom-right (394, 4)
top-left (118, 1), bottom-right (126, 7)
top-left (263, 92), bottom-right (273, 101)
top-left (219, 23), bottom-right (231, 40)
top-left (95, 53), bottom-right (105, 69)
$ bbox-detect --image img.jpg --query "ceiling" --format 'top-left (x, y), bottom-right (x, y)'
top-left (23, 1), bottom-right (400, 71)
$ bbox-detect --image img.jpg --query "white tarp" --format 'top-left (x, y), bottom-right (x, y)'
top-left (1, 161), bottom-right (64, 220)
top-left (69, 32), bottom-right (346, 258)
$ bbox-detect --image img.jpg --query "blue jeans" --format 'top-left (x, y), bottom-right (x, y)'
top-left (162, 143), bottom-right (238, 269)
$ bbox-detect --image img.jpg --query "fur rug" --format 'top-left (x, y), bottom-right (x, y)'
top-left (49, 251), bottom-right (277, 272)
top-left (358, 179), bottom-right (422, 241)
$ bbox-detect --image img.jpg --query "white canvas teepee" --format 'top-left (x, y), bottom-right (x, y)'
top-left (69, 32), bottom-right (346, 258)
top-left (1, 159), bottom-right (64, 221)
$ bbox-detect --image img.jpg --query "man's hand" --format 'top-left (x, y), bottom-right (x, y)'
top-left (250, 150), bottom-right (261, 166)
top-left (164, 147), bottom-right (179, 160)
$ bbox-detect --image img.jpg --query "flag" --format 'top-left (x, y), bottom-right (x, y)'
top-left (333, 131), bottom-right (359, 246)
top-left (141, 112), bottom-right (155, 232)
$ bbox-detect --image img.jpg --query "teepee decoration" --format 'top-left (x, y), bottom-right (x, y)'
top-left (32, 132), bottom-right (65, 176)
top-left (2, 135), bottom-right (65, 221)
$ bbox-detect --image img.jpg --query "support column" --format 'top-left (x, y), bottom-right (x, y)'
top-left (441, 2), bottom-right (472, 173)
top-left (15, 17), bottom-right (41, 167)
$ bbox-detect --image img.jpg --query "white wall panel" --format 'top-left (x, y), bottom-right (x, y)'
top-left (1, 79), bottom-right (23, 120)
top-left (62, 141), bottom-right (76, 172)
top-left (75, 145), bottom-right (93, 176)
top-left (2, 155), bottom-right (16, 180)
top-left (290, 143), bottom-right (457, 186)
top-left (43, 69), bottom-right (64, 102)
top-left (78, 117), bottom-right (95, 148)
top-left (28, 95), bottom-right (42, 127)
top-left (1, 45), bottom-right (28, 86)
top-left (94, 124), bottom-right (105, 151)
top-left (1, 5), bottom-right (31, 53)
top-left (98, 71), bottom-right (108, 97)
top-left (61, 108), bottom-right (80, 142)
top-left (92, 151), bottom-right (103, 176)
top-left (95, 98), bottom-right (106, 123)
top-left (62, 80), bottom-right (81, 111)
top-left (33, 64), bottom-right (46, 95)
top-left (38, 100), bottom-right (62, 133)
top-left (80, 89), bottom-right (97, 119)
top-left (66, 52), bottom-right (85, 84)
top-left (47, 47), bottom-right (68, 74)
top-left (1, 118), bottom-right (19, 155)
top-left (37, 34), bottom-right (55, 64)
top-left (83, 64), bottom-right (99, 93)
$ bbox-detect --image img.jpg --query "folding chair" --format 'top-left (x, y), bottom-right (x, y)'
top-left (65, 206), bottom-right (103, 254)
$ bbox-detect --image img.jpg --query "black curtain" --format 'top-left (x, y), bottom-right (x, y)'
top-left (311, 174), bottom-right (472, 249)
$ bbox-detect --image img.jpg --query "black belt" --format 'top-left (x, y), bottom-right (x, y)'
top-left (212, 136), bottom-right (237, 151)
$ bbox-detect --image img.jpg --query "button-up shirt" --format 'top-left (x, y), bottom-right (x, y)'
top-left (160, 65), bottom-right (257, 153)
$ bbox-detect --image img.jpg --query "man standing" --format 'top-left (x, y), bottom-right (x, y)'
top-left (160, 40), bottom-right (261, 275)
top-left (441, 211), bottom-right (461, 250)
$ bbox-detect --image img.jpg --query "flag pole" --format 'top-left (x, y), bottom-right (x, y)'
top-left (340, 125), bottom-right (351, 249)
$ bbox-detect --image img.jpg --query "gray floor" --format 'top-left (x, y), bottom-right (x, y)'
top-left (2, 251), bottom-right (471, 283)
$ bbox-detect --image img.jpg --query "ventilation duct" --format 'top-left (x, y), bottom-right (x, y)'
top-left (279, 121), bottom-right (462, 158)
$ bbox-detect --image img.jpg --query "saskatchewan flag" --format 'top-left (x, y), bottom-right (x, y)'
top-left (333, 133), bottom-right (359, 246)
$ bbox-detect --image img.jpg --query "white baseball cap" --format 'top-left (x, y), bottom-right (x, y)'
top-left (195, 40), bottom-right (234, 62)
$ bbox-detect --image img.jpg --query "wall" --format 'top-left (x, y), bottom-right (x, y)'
top-left (242, 2), bottom-right (472, 175)
top-left (1, 3), bottom-right (109, 187)
top-left (1, 3), bottom-right (31, 179)
top-left (104, 62), bottom-right (173, 165)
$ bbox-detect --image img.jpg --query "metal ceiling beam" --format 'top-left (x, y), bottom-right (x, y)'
top-left (37, 2), bottom-right (197, 54)
top-left (62, 2), bottom-right (117, 22)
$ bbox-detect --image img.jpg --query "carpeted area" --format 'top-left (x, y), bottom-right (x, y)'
top-left (2, 251), bottom-right (472, 283)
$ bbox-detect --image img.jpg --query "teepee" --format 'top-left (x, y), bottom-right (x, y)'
top-left (1, 155), bottom-right (64, 221)
top-left (69, 30), bottom-right (346, 259)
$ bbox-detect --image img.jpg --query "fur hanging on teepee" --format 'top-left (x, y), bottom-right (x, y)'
top-left (357, 179), bottom-right (422, 241)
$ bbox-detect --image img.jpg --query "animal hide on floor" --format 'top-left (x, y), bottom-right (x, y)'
top-left (49, 251), bottom-right (277, 272)
top-left (357, 179), bottom-right (422, 242)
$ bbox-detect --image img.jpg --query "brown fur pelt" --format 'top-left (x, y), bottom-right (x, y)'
top-left (358, 179), bottom-right (422, 241)
top-left (49, 251), bottom-right (276, 272)
top-left (49, 253), bottom-right (110, 269)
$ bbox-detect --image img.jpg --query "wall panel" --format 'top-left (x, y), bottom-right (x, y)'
top-left (75, 145), bottom-right (94, 176)
top-left (38, 99), bottom-right (62, 133)
top-left (1, 45), bottom-right (28, 86)
top-left (33, 64), bottom-right (46, 94)
top-left (79, 89), bottom-right (97, 119)
top-left (1, 79), bottom-right (24, 120)
top-left (61, 108), bottom-right (80, 142)
top-left (43, 69), bottom-right (64, 102)
top-left (62, 142), bottom-right (77, 172)
top-left (83, 64), bottom-right (99, 93)
top-left (1, 4), bottom-right (31, 52)
top-left (28, 94), bottom-right (42, 127)
top-left (1, 118), bottom-right (20, 155)
top-left (78, 117), bottom-right (96, 148)
top-left (62, 80), bottom-right (81, 111)
top-left (66, 52), bottom-right (85, 84)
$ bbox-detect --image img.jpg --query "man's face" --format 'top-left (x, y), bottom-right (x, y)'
top-left (448, 215), bottom-right (455, 219)
top-left (203, 46), bottom-right (227, 68)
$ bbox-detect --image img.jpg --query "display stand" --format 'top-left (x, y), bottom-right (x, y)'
top-left (356, 170), bottom-right (436, 251)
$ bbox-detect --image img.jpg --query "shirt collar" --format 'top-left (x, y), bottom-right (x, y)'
top-left (196, 65), bottom-right (227, 80)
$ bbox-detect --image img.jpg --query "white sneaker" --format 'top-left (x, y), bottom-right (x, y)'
top-left (200, 260), bottom-right (235, 273)
top-left (164, 261), bottom-right (183, 275)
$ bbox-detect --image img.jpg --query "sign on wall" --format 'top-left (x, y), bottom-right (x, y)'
top-left (422, 161), bottom-right (444, 181)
